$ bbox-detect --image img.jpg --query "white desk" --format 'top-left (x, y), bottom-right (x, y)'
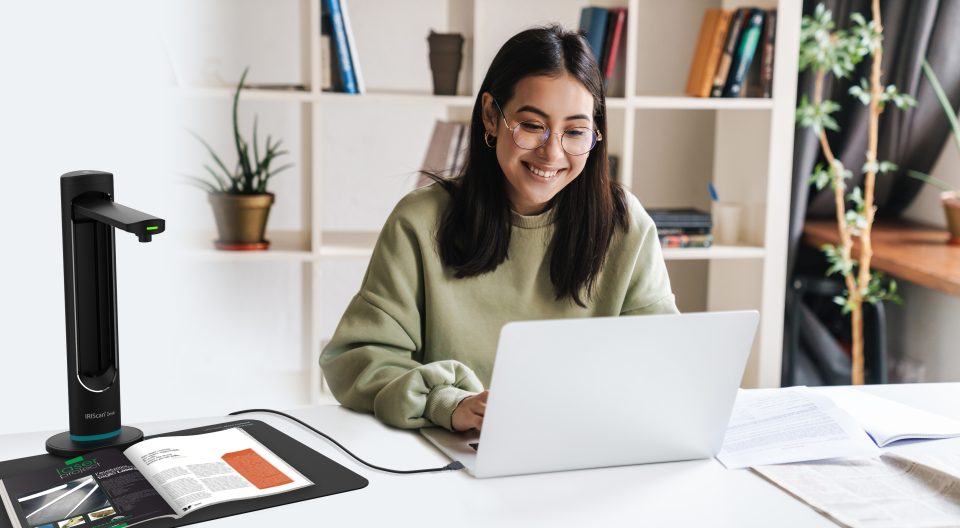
top-left (2, 383), bottom-right (958, 527)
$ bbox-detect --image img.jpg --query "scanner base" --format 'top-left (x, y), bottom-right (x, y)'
top-left (45, 426), bottom-right (144, 457)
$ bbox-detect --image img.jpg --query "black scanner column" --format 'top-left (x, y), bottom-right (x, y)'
top-left (46, 170), bottom-right (165, 457)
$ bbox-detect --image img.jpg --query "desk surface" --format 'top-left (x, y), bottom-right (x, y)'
top-left (2, 383), bottom-right (959, 527)
top-left (803, 219), bottom-right (960, 297)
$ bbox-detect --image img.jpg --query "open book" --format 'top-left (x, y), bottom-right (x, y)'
top-left (0, 427), bottom-right (311, 528)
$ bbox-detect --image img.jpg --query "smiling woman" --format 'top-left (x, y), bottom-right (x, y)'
top-left (320, 25), bottom-right (678, 433)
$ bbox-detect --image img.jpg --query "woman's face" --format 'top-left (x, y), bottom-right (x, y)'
top-left (482, 72), bottom-right (596, 216)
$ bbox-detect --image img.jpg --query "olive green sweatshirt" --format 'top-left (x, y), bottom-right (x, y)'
top-left (320, 184), bottom-right (678, 430)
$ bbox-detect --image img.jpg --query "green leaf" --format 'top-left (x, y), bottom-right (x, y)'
top-left (922, 59), bottom-right (960, 157)
top-left (905, 170), bottom-right (957, 192)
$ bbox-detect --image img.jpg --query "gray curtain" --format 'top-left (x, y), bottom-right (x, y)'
top-left (784, 0), bottom-right (960, 385)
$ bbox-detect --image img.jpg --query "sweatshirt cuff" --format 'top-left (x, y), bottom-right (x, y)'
top-left (424, 385), bottom-right (476, 431)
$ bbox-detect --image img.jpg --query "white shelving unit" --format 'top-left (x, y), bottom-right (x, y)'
top-left (175, 0), bottom-right (801, 402)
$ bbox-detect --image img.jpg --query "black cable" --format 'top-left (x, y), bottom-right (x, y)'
top-left (228, 408), bottom-right (464, 474)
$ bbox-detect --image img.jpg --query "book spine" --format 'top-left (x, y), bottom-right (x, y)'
top-left (578, 7), bottom-right (609, 63)
top-left (701, 10), bottom-right (733, 97)
top-left (604, 7), bottom-right (627, 79)
top-left (685, 9), bottom-right (722, 97)
top-left (338, 0), bottom-right (364, 94)
top-left (710, 8), bottom-right (747, 97)
top-left (659, 234), bottom-right (714, 248)
top-left (657, 227), bottom-right (712, 236)
top-left (320, 35), bottom-right (333, 91)
top-left (722, 9), bottom-right (764, 97)
top-left (324, 0), bottom-right (357, 94)
top-left (760, 9), bottom-right (777, 98)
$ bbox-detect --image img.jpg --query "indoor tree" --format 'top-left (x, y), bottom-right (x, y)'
top-left (795, 1), bottom-right (916, 384)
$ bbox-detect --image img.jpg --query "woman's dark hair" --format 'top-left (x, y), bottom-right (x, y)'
top-left (430, 25), bottom-right (628, 307)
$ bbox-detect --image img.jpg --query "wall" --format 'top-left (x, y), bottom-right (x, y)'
top-left (0, 1), bottom-right (318, 436)
top-left (886, 131), bottom-right (960, 382)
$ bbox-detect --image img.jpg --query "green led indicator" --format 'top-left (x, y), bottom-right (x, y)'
top-left (146, 226), bottom-right (159, 231)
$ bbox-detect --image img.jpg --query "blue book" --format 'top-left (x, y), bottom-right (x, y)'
top-left (578, 7), bottom-right (609, 63)
top-left (324, 0), bottom-right (357, 94)
top-left (722, 9), bottom-right (764, 97)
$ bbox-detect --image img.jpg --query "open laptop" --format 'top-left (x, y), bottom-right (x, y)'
top-left (421, 310), bottom-right (759, 478)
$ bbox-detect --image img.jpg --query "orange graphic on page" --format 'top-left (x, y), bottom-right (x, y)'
top-left (221, 448), bottom-right (294, 489)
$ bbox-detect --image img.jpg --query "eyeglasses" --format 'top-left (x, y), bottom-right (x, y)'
top-left (493, 99), bottom-right (602, 156)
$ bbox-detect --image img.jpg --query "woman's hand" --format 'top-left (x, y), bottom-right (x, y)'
top-left (452, 390), bottom-right (488, 431)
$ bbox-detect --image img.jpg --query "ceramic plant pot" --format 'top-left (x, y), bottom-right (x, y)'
top-left (943, 190), bottom-right (960, 245)
top-left (208, 193), bottom-right (274, 250)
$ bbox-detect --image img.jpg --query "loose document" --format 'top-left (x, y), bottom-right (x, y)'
top-left (716, 387), bottom-right (960, 470)
top-left (754, 452), bottom-right (960, 528)
top-left (716, 387), bottom-right (879, 469)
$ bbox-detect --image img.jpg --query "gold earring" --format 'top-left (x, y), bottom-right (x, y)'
top-left (484, 132), bottom-right (496, 148)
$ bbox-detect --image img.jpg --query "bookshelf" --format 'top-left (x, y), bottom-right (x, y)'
top-left (172, 0), bottom-right (801, 402)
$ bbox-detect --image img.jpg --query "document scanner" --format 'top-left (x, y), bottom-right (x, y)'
top-left (46, 170), bottom-right (165, 457)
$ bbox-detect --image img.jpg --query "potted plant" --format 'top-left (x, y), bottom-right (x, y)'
top-left (796, 2), bottom-right (916, 385)
top-left (906, 59), bottom-right (960, 245)
top-left (187, 68), bottom-right (292, 250)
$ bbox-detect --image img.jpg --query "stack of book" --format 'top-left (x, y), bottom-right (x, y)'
top-left (320, 0), bottom-right (364, 94)
top-left (417, 120), bottom-right (469, 187)
top-left (685, 7), bottom-right (777, 98)
top-left (648, 208), bottom-right (713, 248)
top-left (578, 6), bottom-right (627, 94)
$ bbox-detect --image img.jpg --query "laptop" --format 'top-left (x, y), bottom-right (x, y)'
top-left (421, 310), bottom-right (759, 478)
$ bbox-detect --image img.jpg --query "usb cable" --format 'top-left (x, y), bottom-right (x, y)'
top-left (228, 408), bottom-right (464, 474)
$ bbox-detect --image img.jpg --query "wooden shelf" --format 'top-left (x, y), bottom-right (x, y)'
top-left (803, 220), bottom-right (960, 297)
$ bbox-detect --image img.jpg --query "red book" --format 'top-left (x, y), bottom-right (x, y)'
top-left (602, 8), bottom-right (627, 79)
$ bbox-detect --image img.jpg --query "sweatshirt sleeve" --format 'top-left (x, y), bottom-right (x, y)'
top-left (621, 199), bottom-right (680, 316)
top-left (320, 199), bottom-right (483, 430)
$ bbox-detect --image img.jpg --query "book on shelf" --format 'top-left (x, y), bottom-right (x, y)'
top-left (418, 120), bottom-right (468, 187)
top-left (338, 0), bottom-right (365, 93)
top-left (320, 34), bottom-right (334, 91)
top-left (660, 233), bottom-right (714, 248)
top-left (709, 7), bottom-right (748, 98)
top-left (579, 6), bottom-right (627, 95)
top-left (600, 8), bottom-right (627, 86)
top-left (607, 154), bottom-right (619, 182)
top-left (0, 427), bottom-right (311, 528)
top-left (759, 9), bottom-right (777, 98)
top-left (722, 8), bottom-right (764, 98)
top-left (578, 7), bottom-right (609, 64)
top-left (685, 9), bottom-right (732, 98)
top-left (321, 0), bottom-right (358, 94)
top-left (648, 207), bottom-right (713, 230)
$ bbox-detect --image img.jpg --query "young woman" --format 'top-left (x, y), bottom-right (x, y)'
top-left (320, 25), bottom-right (677, 432)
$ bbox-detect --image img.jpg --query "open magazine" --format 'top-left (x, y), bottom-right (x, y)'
top-left (0, 427), bottom-right (312, 528)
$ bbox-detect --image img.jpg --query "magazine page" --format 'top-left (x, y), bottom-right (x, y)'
top-left (753, 455), bottom-right (960, 528)
top-left (0, 449), bottom-right (175, 528)
top-left (122, 427), bottom-right (312, 516)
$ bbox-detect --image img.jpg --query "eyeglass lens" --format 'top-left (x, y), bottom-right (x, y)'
top-left (512, 121), bottom-right (597, 155)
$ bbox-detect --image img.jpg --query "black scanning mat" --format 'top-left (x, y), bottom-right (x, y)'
top-left (0, 419), bottom-right (368, 527)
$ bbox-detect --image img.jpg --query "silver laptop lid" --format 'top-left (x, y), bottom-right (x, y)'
top-left (474, 310), bottom-right (758, 478)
